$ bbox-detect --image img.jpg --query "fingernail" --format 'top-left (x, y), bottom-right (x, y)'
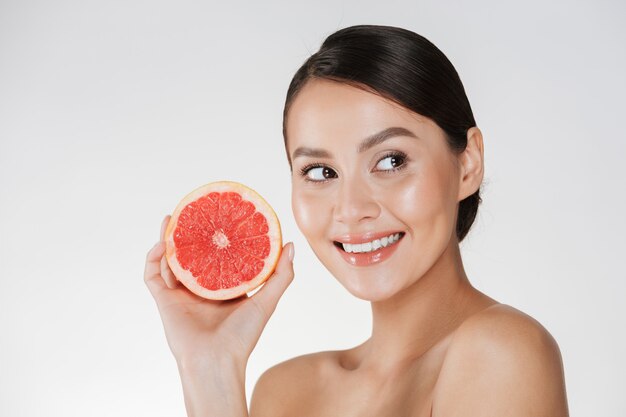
top-left (288, 242), bottom-right (295, 262)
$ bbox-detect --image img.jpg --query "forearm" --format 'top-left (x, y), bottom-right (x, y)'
top-left (177, 355), bottom-right (248, 417)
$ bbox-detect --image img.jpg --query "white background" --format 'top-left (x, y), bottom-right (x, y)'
top-left (1, 1), bottom-right (624, 416)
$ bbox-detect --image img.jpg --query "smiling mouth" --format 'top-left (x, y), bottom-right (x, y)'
top-left (333, 232), bottom-right (405, 254)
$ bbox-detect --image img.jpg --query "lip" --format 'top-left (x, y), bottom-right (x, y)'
top-left (332, 230), bottom-right (405, 244)
top-left (333, 232), bottom-right (405, 267)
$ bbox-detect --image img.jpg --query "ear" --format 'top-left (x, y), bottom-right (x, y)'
top-left (457, 126), bottom-right (484, 202)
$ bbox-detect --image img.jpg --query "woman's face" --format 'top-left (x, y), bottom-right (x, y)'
top-left (286, 78), bottom-right (468, 302)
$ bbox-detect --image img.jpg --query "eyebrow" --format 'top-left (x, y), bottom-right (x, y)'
top-left (291, 126), bottom-right (419, 160)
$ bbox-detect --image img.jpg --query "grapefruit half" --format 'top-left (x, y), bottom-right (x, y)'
top-left (164, 181), bottom-right (282, 300)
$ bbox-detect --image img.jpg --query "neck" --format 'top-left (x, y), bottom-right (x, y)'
top-left (358, 235), bottom-right (491, 373)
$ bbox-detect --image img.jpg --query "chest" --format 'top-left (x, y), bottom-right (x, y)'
top-left (293, 362), bottom-right (439, 417)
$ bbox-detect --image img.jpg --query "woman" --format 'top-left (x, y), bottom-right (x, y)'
top-left (143, 25), bottom-right (569, 416)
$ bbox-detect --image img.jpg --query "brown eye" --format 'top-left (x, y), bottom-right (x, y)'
top-left (304, 166), bottom-right (338, 181)
top-left (376, 153), bottom-right (406, 171)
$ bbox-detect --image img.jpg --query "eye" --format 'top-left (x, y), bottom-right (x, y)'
top-left (300, 164), bottom-right (338, 182)
top-left (375, 152), bottom-right (407, 171)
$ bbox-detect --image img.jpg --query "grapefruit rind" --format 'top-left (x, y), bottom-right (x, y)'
top-left (164, 181), bottom-right (282, 300)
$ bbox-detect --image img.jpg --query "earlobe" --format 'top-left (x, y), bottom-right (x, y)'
top-left (457, 126), bottom-right (485, 201)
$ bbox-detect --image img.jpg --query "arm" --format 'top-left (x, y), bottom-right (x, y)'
top-left (143, 215), bottom-right (296, 417)
top-left (177, 356), bottom-right (247, 417)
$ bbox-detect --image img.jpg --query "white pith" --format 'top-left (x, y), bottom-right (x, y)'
top-left (341, 233), bottom-right (402, 253)
top-left (212, 230), bottom-right (230, 249)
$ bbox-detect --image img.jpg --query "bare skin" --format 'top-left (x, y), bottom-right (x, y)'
top-left (144, 217), bottom-right (295, 416)
top-left (249, 79), bottom-right (568, 416)
top-left (143, 77), bottom-right (568, 416)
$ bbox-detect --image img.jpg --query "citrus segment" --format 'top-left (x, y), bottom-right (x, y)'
top-left (164, 181), bottom-right (282, 300)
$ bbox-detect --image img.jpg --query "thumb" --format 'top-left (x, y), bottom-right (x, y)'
top-left (228, 242), bottom-right (295, 346)
top-left (248, 242), bottom-right (295, 321)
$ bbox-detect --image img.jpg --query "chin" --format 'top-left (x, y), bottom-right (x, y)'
top-left (311, 244), bottom-right (412, 302)
top-left (336, 271), bottom-right (407, 302)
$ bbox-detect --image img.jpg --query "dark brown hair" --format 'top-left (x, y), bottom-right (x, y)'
top-left (282, 24), bottom-right (482, 242)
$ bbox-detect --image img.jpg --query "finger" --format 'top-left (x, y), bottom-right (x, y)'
top-left (158, 214), bottom-right (179, 289)
top-left (160, 215), bottom-right (171, 241)
top-left (144, 241), bottom-right (167, 296)
top-left (246, 242), bottom-right (295, 322)
top-left (160, 252), bottom-right (180, 289)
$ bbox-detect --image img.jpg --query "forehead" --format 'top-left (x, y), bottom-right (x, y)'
top-left (286, 78), bottom-right (436, 149)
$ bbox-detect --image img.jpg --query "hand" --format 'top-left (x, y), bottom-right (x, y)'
top-left (143, 215), bottom-right (295, 368)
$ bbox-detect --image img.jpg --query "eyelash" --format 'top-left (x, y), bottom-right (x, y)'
top-left (299, 151), bottom-right (409, 183)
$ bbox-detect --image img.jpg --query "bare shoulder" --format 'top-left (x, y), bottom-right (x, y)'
top-left (451, 303), bottom-right (561, 355)
top-left (249, 350), bottom-right (336, 417)
top-left (432, 303), bottom-right (569, 417)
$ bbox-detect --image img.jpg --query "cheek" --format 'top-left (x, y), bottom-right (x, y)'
top-left (387, 173), bottom-right (443, 218)
top-left (291, 187), bottom-right (325, 238)
top-left (388, 166), bottom-right (457, 234)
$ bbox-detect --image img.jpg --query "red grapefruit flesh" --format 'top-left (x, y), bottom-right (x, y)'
top-left (164, 181), bottom-right (282, 300)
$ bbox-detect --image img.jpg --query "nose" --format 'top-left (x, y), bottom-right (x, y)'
top-left (333, 176), bottom-right (381, 225)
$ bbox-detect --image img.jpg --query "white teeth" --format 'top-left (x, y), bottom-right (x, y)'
top-left (341, 233), bottom-right (403, 254)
